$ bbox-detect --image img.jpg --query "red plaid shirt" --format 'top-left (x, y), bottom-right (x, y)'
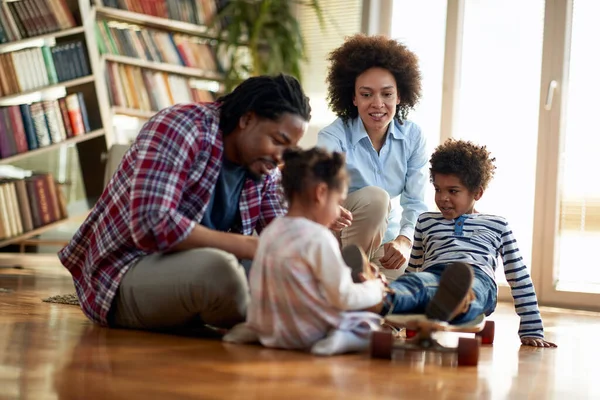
top-left (58, 103), bottom-right (286, 325)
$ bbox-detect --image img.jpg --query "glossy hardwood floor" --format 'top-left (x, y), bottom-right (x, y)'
top-left (0, 258), bottom-right (598, 400)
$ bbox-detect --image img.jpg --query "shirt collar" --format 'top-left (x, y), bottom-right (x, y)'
top-left (350, 118), bottom-right (405, 146)
top-left (350, 118), bottom-right (369, 146)
top-left (389, 120), bottom-right (405, 140)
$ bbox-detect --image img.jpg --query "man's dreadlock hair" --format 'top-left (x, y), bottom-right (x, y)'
top-left (217, 74), bottom-right (312, 135)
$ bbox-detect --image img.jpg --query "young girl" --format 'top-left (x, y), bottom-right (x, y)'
top-left (224, 147), bottom-right (386, 355)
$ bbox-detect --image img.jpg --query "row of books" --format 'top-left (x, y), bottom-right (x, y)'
top-left (106, 61), bottom-right (214, 112)
top-left (96, 20), bottom-right (219, 72)
top-left (0, 41), bottom-right (90, 97)
top-left (0, 93), bottom-right (91, 159)
top-left (0, 0), bottom-right (76, 43)
top-left (100, 0), bottom-right (218, 26)
top-left (0, 173), bottom-right (67, 241)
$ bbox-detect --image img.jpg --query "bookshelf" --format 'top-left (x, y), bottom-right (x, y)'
top-left (0, 75), bottom-right (95, 105)
top-left (0, 128), bottom-right (105, 165)
top-left (91, 0), bottom-right (224, 145)
top-left (0, 214), bottom-right (79, 249)
top-left (110, 106), bottom-right (155, 120)
top-left (95, 5), bottom-right (215, 37)
top-left (0, 0), bottom-right (110, 249)
top-left (103, 54), bottom-right (223, 81)
top-left (0, 26), bottom-right (85, 53)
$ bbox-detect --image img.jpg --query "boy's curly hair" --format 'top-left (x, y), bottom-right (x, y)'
top-left (430, 139), bottom-right (497, 191)
top-left (326, 34), bottom-right (422, 122)
top-left (281, 147), bottom-right (348, 202)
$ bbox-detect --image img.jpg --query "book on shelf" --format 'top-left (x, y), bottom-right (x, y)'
top-left (0, 40), bottom-right (90, 97)
top-left (99, 0), bottom-right (218, 27)
top-left (0, 0), bottom-right (77, 43)
top-left (95, 19), bottom-right (220, 72)
top-left (0, 93), bottom-right (91, 159)
top-left (0, 0), bottom-right (112, 250)
top-left (0, 172), bottom-right (68, 241)
top-left (106, 61), bottom-right (215, 114)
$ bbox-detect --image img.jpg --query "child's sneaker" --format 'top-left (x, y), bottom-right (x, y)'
top-left (341, 244), bottom-right (376, 283)
top-left (425, 262), bottom-right (474, 322)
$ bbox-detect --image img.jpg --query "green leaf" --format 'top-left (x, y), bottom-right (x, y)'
top-left (213, 0), bottom-right (327, 88)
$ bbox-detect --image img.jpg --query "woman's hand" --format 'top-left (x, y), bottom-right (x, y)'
top-left (379, 236), bottom-right (411, 270)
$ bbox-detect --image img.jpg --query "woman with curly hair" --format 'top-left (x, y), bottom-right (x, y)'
top-left (317, 34), bottom-right (428, 280)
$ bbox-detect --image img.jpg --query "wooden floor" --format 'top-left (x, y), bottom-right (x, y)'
top-left (1, 258), bottom-right (599, 400)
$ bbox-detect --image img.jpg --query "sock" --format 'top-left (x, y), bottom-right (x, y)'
top-left (222, 323), bottom-right (260, 344)
top-left (310, 329), bottom-right (370, 356)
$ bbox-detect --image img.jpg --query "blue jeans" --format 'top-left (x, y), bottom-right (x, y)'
top-left (384, 264), bottom-right (498, 323)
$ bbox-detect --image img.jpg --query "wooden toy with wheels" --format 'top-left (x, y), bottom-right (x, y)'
top-left (370, 313), bottom-right (495, 366)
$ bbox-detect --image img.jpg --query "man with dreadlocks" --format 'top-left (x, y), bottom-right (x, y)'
top-left (59, 74), bottom-right (311, 332)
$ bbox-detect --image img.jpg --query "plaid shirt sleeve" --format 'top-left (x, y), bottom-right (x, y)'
top-left (129, 111), bottom-right (205, 251)
top-left (256, 168), bottom-right (287, 233)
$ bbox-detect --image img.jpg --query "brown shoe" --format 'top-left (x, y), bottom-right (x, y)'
top-left (457, 288), bottom-right (476, 315)
top-left (425, 262), bottom-right (474, 322)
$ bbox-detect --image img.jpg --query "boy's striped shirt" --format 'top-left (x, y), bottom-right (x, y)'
top-left (408, 212), bottom-right (544, 338)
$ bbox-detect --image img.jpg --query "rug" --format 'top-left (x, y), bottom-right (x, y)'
top-left (42, 293), bottom-right (80, 306)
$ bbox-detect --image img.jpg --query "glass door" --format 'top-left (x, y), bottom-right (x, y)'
top-left (533, 0), bottom-right (600, 308)
top-left (452, 0), bottom-right (546, 298)
top-left (394, 0), bottom-right (598, 309)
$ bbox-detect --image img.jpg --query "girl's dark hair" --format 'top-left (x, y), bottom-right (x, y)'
top-left (326, 34), bottom-right (422, 123)
top-left (218, 74), bottom-right (311, 135)
top-left (430, 139), bottom-right (497, 191)
top-left (281, 147), bottom-right (348, 201)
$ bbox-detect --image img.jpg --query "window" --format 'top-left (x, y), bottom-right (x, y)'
top-left (454, 0), bottom-right (545, 274)
top-left (391, 0), bottom-right (448, 211)
top-left (298, 1), bottom-right (362, 147)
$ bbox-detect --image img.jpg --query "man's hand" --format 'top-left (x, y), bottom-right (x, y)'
top-left (521, 337), bottom-right (557, 348)
top-left (379, 236), bottom-right (411, 270)
top-left (330, 206), bottom-right (353, 231)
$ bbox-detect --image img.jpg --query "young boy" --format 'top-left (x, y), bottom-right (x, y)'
top-left (368, 139), bottom-right (556, 347)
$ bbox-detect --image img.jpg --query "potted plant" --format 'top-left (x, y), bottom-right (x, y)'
top-left (213, 0), bottom-right (324, 90)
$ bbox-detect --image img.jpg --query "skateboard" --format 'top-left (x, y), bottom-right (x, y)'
top-left (370, 313), bottom-right (495, 366)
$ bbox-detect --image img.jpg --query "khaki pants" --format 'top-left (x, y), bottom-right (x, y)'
top-left (336, 186), bottom-right (406, 281)
top-left (109, 248), bottom-right (249, 331)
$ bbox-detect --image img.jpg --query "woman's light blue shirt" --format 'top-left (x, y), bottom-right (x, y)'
top-left (317, 117), bottom-right (428, 243)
